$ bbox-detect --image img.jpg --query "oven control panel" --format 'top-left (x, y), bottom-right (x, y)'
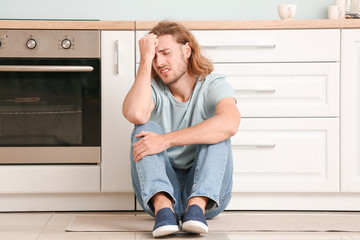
top-left (0, 30), bottom-right (100, 58)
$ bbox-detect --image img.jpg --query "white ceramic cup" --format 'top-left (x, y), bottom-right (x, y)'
top-left (328, 5), bottom-right (345, 19)
top-left (278, 4), bottom-right (297, 20)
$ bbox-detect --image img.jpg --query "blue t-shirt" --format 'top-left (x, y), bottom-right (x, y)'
top-left (150, 72), bottom-right (235, 169)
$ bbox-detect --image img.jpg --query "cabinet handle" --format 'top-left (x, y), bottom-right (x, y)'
top-left (203, 44), bottom-right (276, 49)
top-left (236, 89), bottom-right (276, 94)
top-left (116, 40), bottom-right (121, 75)
top-left (236, 144), bottom-right (276, 148)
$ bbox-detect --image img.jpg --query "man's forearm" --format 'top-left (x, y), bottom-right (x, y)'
top-left (122, 60), bottom-right (153, 124)
top-left (123, 33), bottom-right (158, 124)
top-left (165, 113), bottom-right (239, 148)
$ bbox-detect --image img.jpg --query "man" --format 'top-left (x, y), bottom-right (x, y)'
top-left (122, 21), bottom-right (240, 237)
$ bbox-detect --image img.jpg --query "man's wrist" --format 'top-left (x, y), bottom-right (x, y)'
top-left (163, 132), bottom-right (175, 149)
top-left (140, 58), bottom-right (153, 67)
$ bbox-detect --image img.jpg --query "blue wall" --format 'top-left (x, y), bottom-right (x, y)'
top-left (0, 0), bottom-right (333, 21)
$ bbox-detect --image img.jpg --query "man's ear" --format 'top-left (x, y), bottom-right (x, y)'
top-left (184, 42), bottom-right (192, 59)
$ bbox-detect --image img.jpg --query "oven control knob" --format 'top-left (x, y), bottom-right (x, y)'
top-left (61, 39), bottom-right (71, 49)
top-left (26, 39), bottom-right (37, 49)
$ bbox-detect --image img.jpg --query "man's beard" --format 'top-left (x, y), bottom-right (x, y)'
top-left (158, 54), bottom-right (188, 86)
top-left (163, 67), bottom-right (187, 86)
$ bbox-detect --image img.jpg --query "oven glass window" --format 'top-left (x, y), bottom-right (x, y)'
top-left (0, 58), bottom-right (100, 146)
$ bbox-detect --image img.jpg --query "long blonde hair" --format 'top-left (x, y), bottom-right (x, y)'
top-left (149, 21), bottom-right (214, 81)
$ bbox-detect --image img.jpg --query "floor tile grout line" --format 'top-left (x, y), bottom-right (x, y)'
top-left (34, 212), bottom-right (55, 240)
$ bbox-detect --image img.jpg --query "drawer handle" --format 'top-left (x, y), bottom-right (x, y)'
top-left (204, 44), bottom-right (276, 49)
top-left (236, 89), bottom-right (276, 94)
top-left (116, 40), bottom-right (121, 75)
top-left (236, 144), bottom-right (276, 148)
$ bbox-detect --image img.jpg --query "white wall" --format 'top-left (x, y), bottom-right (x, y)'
top-left (0, 0), bottom-right (333, 21)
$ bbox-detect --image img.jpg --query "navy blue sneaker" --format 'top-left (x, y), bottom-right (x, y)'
top-left (182, 204), bottom-right (208, 234)
top-left (152, 208), bottom-right (180, 237)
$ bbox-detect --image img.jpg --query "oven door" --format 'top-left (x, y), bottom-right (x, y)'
top-left (0, 58), bottom-right (100, 164)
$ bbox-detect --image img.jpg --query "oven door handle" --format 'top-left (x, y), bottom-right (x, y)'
top-left (0, 65), bottom-right (94, 72)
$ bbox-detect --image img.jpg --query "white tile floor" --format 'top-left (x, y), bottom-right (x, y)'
top-left (0, 211), bottom-right (359, 240)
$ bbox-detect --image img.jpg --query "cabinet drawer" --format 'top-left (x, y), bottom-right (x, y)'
top-left (136, 30), bottom-right (340, 63)
top-left (232, 118), bottom-right (339, 192)
top-left (193, 30), bottom-right (340, 62)
top-left (216, 63), bottom-right (339, 117)
top-left (0, 165), bottom-right (100, 193)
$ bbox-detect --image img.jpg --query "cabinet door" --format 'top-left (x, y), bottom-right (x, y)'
top-left (232, 118), bottom-right (339, 192)
top-left (101, 31), bottom-right (134, 192)
top-left (341, 29), bottom-right (360, 192)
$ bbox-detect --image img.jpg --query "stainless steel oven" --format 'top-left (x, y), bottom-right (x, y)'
top-left (0, 30), bottom-right (100, 164)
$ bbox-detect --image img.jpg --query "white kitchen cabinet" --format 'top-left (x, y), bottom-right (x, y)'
top-left (195, 29), bottom-right (341, 209)
top-left (341, 29), bottom-right (360, 192)
top-left (136, 29), bottom-right (343, 210)
top-left (101, 31), bottom-right (134, 193)
top-left (232, 118), bottom-right (339, 192)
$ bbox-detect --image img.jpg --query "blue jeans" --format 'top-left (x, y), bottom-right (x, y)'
top-left (130, 121), bottom-right (233, 220)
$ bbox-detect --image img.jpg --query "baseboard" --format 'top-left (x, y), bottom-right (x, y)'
top-left (0, 192), bottom-right (134, 212)
top-left (228, 192), bottom-right (360, 211)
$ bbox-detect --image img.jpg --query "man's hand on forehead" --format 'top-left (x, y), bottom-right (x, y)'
top-left (147, 34), bottom-right (159, 53)
top-left (147, 33), bottom-right (158, 41)
top-left (138, 33), bottom-right (160, 62)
